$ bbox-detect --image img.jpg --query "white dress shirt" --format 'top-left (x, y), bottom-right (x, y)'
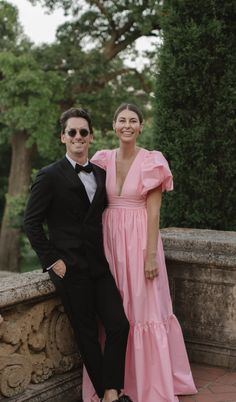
top-left (66, 153), bottom-right (97, 202)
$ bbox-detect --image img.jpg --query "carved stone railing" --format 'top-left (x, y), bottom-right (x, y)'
top-left (0, 271), bottom-right (82, 401)
top-left (161, 228), bottom-right (236, 369)
top-left (0, 228), bottom-right (235, 400)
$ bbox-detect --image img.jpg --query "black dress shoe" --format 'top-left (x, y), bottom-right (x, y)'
top-left (119, 395), bottom-right (133, 402)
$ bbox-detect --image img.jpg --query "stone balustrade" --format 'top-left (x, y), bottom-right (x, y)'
top-left (161, 228), bottom-right (236, 369)
top-left (0, 228), bottom-right (235, 401)
top-left (0, 271), bottom-right (82, 401)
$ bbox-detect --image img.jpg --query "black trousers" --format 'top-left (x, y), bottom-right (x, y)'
top-left (49, 268), bottom-right (129, 398)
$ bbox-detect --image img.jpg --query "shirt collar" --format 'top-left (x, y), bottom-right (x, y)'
top-left (66, 153), bottom-right (89, 169)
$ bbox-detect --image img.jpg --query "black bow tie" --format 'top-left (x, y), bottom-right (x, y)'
top-left (75, 162), bottom-right (93, 173)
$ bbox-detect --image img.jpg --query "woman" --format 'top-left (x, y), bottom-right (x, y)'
top-left (84, 103), bottom-right (197, 402)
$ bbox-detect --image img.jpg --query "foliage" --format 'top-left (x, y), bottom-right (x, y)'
top-left (138, 116), bottom-right (156, 150)
top-left (0, 51), bottom-right (64, 159)
top-left (20, 234), bottom-right (41, 272)
top-left (4, 193), bottom-right (27, 228)
top-left (29, 0), bottom-right (160, 124)
top-left (89, 129), bottom-right (117, 156)
top-left (154, 0), bottom-right (236, 230)
top-left (0, 1), bottom-right (22, 50)
top-left (30, 0), bottom-right (161, 51)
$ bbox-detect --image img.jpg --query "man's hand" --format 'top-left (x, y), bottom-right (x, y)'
top-left (52, 259), bottom-right (67, 278)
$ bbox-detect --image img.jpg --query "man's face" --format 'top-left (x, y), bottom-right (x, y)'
top-left (61, 117), bottom-right (93, 160)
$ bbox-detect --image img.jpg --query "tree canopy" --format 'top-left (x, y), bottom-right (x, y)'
top-left (0, 51), bottom-right (63, 157)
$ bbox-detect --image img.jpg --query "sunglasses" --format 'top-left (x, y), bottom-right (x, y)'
top-left (66, 128), bottom-right (89, 137)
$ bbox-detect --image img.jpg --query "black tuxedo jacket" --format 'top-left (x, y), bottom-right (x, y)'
top-left (24, 157), bottom-right (110, 276)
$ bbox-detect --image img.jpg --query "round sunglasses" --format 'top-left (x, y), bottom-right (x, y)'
top-left (66, 128), bottom-right (89, 137)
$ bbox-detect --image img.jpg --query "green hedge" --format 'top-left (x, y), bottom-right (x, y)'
top-left (154, 0), bottom-right (236, 230)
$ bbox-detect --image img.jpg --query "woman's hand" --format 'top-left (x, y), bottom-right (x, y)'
top-left (144, 254), bottom-right (159, 280)
top-left (52, 259), bottom-right (66, 279)
top-left (145, 187), bottom-right (161, 281)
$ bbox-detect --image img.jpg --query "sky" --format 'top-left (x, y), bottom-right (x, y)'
top-left (9, 0), bottom-right (69, 44)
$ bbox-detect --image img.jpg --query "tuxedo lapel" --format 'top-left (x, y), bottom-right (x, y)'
top-left (91, 164), bottom-right (103, 200)
top-left (85, 163), bottom-right (105, 219)
top-left (58, 157), bottom-right (90, 205)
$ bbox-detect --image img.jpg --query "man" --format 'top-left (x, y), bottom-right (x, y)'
top-left (24, 108), bottom-right (131, 402)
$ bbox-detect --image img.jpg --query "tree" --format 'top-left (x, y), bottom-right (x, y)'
top-left (30, 0), bottom-right (160, 123)
top-left (0, 0), bottom-right (23, 50)
top-left (154, 0), bottom-right (236, 230)
top-left (0, 49), bottom-right (63, 272)
top-left (0, 143), bottom-right (10, 222)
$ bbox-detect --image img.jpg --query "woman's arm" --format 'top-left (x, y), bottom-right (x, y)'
top-left (144, 186), bottom-right (162, 280)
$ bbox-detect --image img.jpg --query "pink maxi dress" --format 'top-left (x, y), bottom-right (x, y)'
top-left (83, 148), bottom-right (197, 402)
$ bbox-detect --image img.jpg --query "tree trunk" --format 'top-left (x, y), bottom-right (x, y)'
top-left (0, 132), bottom-right (34, 272)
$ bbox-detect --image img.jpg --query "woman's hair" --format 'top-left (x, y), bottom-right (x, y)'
top-left (113, 103), bottom-right (144, 124)
top-left (60, 107), bottom-right (93, 134)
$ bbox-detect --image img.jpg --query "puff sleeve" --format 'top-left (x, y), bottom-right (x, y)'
top-left (91, 150), bottom-right (108, 170)
top-left (141, 151), bottom-right (173, 195)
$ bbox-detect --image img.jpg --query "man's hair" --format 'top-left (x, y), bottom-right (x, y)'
top-left (60, 107), bottom-right (93, 134)
top-left (113, 103), bottom-right (144, 124)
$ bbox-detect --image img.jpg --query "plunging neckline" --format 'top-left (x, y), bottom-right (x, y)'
top-left (114, 148), bottom-right (143, 196)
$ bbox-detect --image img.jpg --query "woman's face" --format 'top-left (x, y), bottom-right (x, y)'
top-left (113, 109), bottom-right (143, 144)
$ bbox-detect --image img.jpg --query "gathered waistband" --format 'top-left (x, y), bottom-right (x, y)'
top-left (107, 197), bottom-right (146, 209)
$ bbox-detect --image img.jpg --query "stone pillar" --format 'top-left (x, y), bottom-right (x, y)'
top-left (161, 228), bottom-right (236, 369)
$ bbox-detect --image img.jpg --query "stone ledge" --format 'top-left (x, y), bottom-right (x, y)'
top-left (0, 369), bottom-right (82, 402)
top-left (161, 228), bottom-right (236, 267)
top-left (186, 341), bottom-right (236, 369)
top-left (0, 271), bottom-right (20, 279)
top-left (0, 271), bottom-right (55, 309)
